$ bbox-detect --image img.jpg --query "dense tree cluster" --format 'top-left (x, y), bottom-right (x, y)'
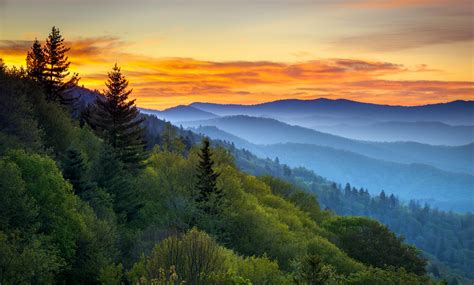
top-left (224, 142), bottom-right (473, 284)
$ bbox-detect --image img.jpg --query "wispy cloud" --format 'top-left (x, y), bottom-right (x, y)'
top-left (0, 36), bottom-right (472, 108)
top-left (341, 0), bottom-right (470, 9)
top-left (333, 25), bottom-right (473, 52)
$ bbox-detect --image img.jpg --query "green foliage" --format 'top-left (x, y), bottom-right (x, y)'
top-left (230, 255), bottom-right (292, 285)
top-left (195, 138), bottom-right (223, 217)
top-left (292, 254), bottom-right (345, 285)
top-left (346, 266), bottom-right (436, 285)
top-left (62, 147), bottom-right (95, 196)
top-left (0, 150), bottom-right (118, 284)
top-left (0, 68), bottom-right (44, 153)
top-left (323, 216), bottom-right (427, 275)
top-left (227, 143), bottom-right (473, 282)
top-left (0, 231), bottom-right (63, 285)
top-left (130, 228), bottom-right (227, 284)
top-left (5, 150), bottom-right (82, 262)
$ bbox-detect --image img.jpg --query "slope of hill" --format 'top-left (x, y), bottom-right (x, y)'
top-left (185, 116), bottom-right (474, 174)
top-left (313, 121), bottom-right (474, 146)
top-left (140, 105), bottom-right (219, 122)
top-left (192, 125), bottom-right (473, 212)
top-left (221, 143), bottom-right (474, 283)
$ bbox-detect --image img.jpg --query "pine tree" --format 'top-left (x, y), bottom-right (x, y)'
top-left (26, 39), bottom-right (46, 83)
top-left (62, 148), bottom-right (93, 196)
top-left (87, 64), bottom-right (146, 170)
top-left (43, 26), bottom-right (79, 104)
top-left (92, 145), bottom-right (141, 221)
top-left (195, 138), bottom-right (221, 214)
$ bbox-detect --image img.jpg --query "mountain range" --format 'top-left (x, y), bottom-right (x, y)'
top-left (190, 98), bottom-right (474, 126)
top-left (140, 98), bottom-right (473, 212)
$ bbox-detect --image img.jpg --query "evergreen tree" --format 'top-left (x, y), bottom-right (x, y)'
top-left (43, 26), bottom-right (79, 104)
top-left (62, 148), bottom-right (94, 196)
top-left (26, 39), bottom-right (46, 83)
top-left (92, 145), bottom-right (141, 222)
top-left (87, 64), bottom-right (146, 170)
top-left (195, 138), bottom-right (221, 214)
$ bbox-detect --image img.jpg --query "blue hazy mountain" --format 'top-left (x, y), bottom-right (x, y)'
top-left (192, 125), bottom-right (474, 212)
top-left (190, 98), bottom-right (474, 125)
top-left (140, 105), bottom-right (219, 123)
top-left (184, 116), bottom-right (473, 174)
top-left (313, 121), bottom-right (474, 146)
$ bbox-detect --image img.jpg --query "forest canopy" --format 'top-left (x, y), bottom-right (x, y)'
top-left (0, 27), bottom-right (467, 285)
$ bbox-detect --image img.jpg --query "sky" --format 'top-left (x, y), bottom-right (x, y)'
top-left (0, 0), bottom-right (473, 109)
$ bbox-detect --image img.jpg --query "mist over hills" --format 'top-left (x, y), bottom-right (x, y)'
top-left (185, 116), bottom-right (473, 174)
top-left (191, 125), bottom-right (473, 212)
top-left (190, 98), bottom-right (474, 126)
top-left (140, 105), bottom-right (219, 122)
top-left (313, 121), bottom-right (474, 146)
top-left (146, 98), bottom-right (474, 212)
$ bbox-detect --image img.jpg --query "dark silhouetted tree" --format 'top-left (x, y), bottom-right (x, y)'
top-left (62, 148), bottom-right (94, 196)
top-left (195, 138), bottom-right (221, 214)
top-left (87, 64), bottom-right (146, 171)
top-left (26, 39), bottom-right (46, 83)
top-left (43, 26), bottom-right (79, 104)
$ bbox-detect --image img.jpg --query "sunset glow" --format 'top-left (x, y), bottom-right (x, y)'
top-left (1, 0), bottom-right (472, 109)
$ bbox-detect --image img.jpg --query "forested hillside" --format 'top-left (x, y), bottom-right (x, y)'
top-left (0, 27), bottom-right (452, 284)
top-left (219, 143), bottom-right (474, 284)
top-left (191, 125), bottom-right (473, 212)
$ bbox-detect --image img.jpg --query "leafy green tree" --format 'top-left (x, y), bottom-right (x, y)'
top-left (294, 254), bottom-right (344, 285)
top-left (87, 64), bottom-right (146, 170)
top-left (346, 266), bottom-right (434, 285)
top-left (26, 39), bottom-right (46, 83)
top-left (43, 26), bottom-right (79, 104)
top-left (131, 228), bottom-right (227, 284)
top-left (195, 138), bottom-right (222, 214)
top-left (323, 216), bottom-right (427, 275)
top-left (0, 232), bottom-right (63, 285)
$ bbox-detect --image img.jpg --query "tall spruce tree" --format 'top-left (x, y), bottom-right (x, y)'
top-left (195, 138), bottom-right (222, 214)
top-left (26, 39), bottom-right (46, 83)
top-left (43, 26), bottom-right (79, 104)
top-left (87, 64), bottom-right (146, 170)
top-left (62, 148), bottom-right (94, 196)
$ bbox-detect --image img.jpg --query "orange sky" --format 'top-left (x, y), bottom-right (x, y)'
top-left (1, 0), bottom-right (472, 109)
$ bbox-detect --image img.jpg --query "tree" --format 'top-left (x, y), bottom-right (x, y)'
top-left (323, 217), bottom-right (427, 275)
top-left (131, 229), bottom-right (227, 284)
top-left (26, 39), bottom-right (46, 83)
top-left (62, 147), bottom-right (94, 196)
top-left (87, 64), bottom-right (146, 170)
top-left (92, 145), bottom-right (142, 222)
top-left (43, 26), bottom-right (79, 104)
top-left (195, 138), bottom-right (221, 214)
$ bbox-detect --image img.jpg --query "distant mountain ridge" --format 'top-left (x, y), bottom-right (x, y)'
top-left (192, 125), bottom-right (474, 212)
top-left (314, 121), bottom-right (474, 146)
top-left (184, 115), bottom-right (473, 174)
top-left (140, 105), bottom-right (219, 122)
top-left (189, 98), bottom-right (474, 125)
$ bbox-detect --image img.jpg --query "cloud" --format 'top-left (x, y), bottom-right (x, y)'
top-left (1, 36), bottom-right (472, 108)
top-left (334, 25), bottom-right (473, 52)
top-left (341, 0), bottom-right (470, 9)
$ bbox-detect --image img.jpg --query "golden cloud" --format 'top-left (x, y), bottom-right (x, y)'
top-left (1, 36), bottom-right (472, 109)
